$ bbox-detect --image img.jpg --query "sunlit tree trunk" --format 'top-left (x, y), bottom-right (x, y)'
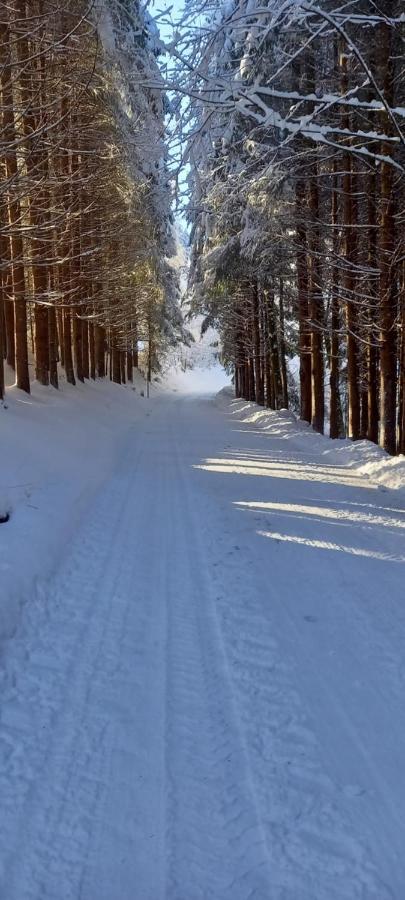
top-left (0, 176), bottom-right (15, 370)
top-left (127, 350), bottom-right (133, 383)
top-left (0, 271), bottom-right (5, 400)
top-left (329, 167), bottom-right (344, 439)
top-left (17, 0), bottom-right (50, 385)
top-left (48, 304), bottom-right (59, 388)
top-left (308, 173), bottom-right (324, 434)
top-left (340, 46), bottom-right (360, 439)
top-left (378, 20), bottom-right (398, 455)
top-left (0, 13), bottom-right (30, 392)
top-left (278, 278), bottom-right (288, 409)
top-left (252, 281), bottom-right (263, 405)
top-left (296, 180), bottom-right (311, 422)
top-left (267, 284), bottom-right (282, 409)
top-left (89, 322), bottom-right (96, 380)
top-left (399, 263), bottom-right (405, 455)
top-left (367, 164), bottom-right (379, 444)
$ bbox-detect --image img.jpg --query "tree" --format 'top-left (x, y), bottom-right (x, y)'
top-left (175, 0), bottom-right (404, 453)
top-left (0, 0), bottom-right (182, 401)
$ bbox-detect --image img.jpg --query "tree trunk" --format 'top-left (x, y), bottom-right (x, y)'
top-left (308, 174), bottom-right (324, 434)
top-left (267, 285), bottom-right (282, 408)
top-left (296, 181), bottom-right (311, 422)
top-left (89, 323), bottom-right (96, 380)
top-left (340, 47), bottom-right (360, 439)
top-left (58, 308), bottom-right (64, 368)
top-left (0, 15), bottom-right (30, 392)
top-left (17, 0), bottom-right (50, 385)
top-left (379, 22), bottom-right (397, 455)
top-left (63, 308), bottom-right (75, 385)
top-left (96, 325), bottom-right (105, 378)
top-left (82, 320), bottom-right (89, 379)
top-left (48, 305), bottom-right (59, 389)
top-left (0, 192), bottom-right (15, 370)
top-left (4, 289), bottom-right (15, 370)
top-left (0, 276), bottom-right (5, 400)
top-left (234, 364), bottom-right (240, 397)
top-left (398, 264), bottom-right (405, 454)
top-left (265, 346), bottom-right (273, 408)
top-left (278, 278), bottom-right (288, 409)
top-left (247, 356), bottom-right (252, 400)
top-left (73, 314), bottom-right (84, 383)
top-left (367, 165), bottom-right (379, 443)
top-left (127, 350), bottom-right (133, 383)
top-left (112, 346), bottom-right (121, 384)
top-left (133, 316), bottom-right (139, 368)
top-left (252, 281), bottom-right (263, 405)
top-left (329, 167), bottom-right (344, 439)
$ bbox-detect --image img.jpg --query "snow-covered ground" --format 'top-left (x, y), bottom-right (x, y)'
top-left (165, 362), bottom-right (230, 395)
top-left (1, 373), bottom-right (405, 899)
top-left (0, 370), bottom-right (152, 640)
top-left (217, 390), bottom-right (405, 493)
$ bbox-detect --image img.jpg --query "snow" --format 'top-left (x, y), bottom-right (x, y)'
top-left (0, 370), bottom-right (152, 641)
top-left (165, 363), bottom-right (230, 394)
top-left (0, 375), bottom-right (405, 898)
top-left (217, 390), bottom-right (405, 493)
top-left (163, 310), bottom-right (231, 394)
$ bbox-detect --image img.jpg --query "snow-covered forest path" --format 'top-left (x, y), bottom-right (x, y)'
top-left (1, 389), bottom-right (405, 900)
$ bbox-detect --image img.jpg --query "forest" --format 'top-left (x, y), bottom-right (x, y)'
top-left (179, 0), bottom-right (405, 456)
top-left (0, 0), bottom-right (404, 455)
top-left (1, 5), bottom-right (405, 898)
top-left (0, 0), bottom-right (183, 401)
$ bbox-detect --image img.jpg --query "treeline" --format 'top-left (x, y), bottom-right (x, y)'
top-left (182, 0), bottom-right (405, 454)
top-left (0, 0), bottom-right (181, 401)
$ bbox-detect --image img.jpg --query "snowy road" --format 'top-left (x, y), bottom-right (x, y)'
top-left (1, 390), bottom-right (405, 899)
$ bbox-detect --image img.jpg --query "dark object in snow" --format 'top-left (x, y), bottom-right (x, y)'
top-left (0, 511), bottom-right (10, 524)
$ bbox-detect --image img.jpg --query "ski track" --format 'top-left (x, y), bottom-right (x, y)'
top-left (1, 392), bottom-right (405, 899)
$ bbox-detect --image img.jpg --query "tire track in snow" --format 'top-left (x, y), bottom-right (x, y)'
top-left (164, 412), bottom-right (273, 899)
top-left (207, 597), bottom-right (387, 899)
top-left (78, 421), bottom-right (170, 900)
top-left (0, 393), bottom-right (400, 899)
top-left (0, 421), bottom-right (168, 900)
top-left (170, 397), bottom-right (392, 899)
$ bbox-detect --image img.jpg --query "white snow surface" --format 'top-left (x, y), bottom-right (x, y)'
top-left (165, 362), bottom-right (230, 395)
top-left (0, 375), bottom-right (405, 899)
top-left (219, 390), bottom-right (405, 493)
top-left (0, 371), bottom-right (151, 639)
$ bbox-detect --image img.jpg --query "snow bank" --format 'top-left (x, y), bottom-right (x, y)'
top-left (0, 372), bottom-right (151, 642)
top-left (217, 390), bottom-right (405, 492)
